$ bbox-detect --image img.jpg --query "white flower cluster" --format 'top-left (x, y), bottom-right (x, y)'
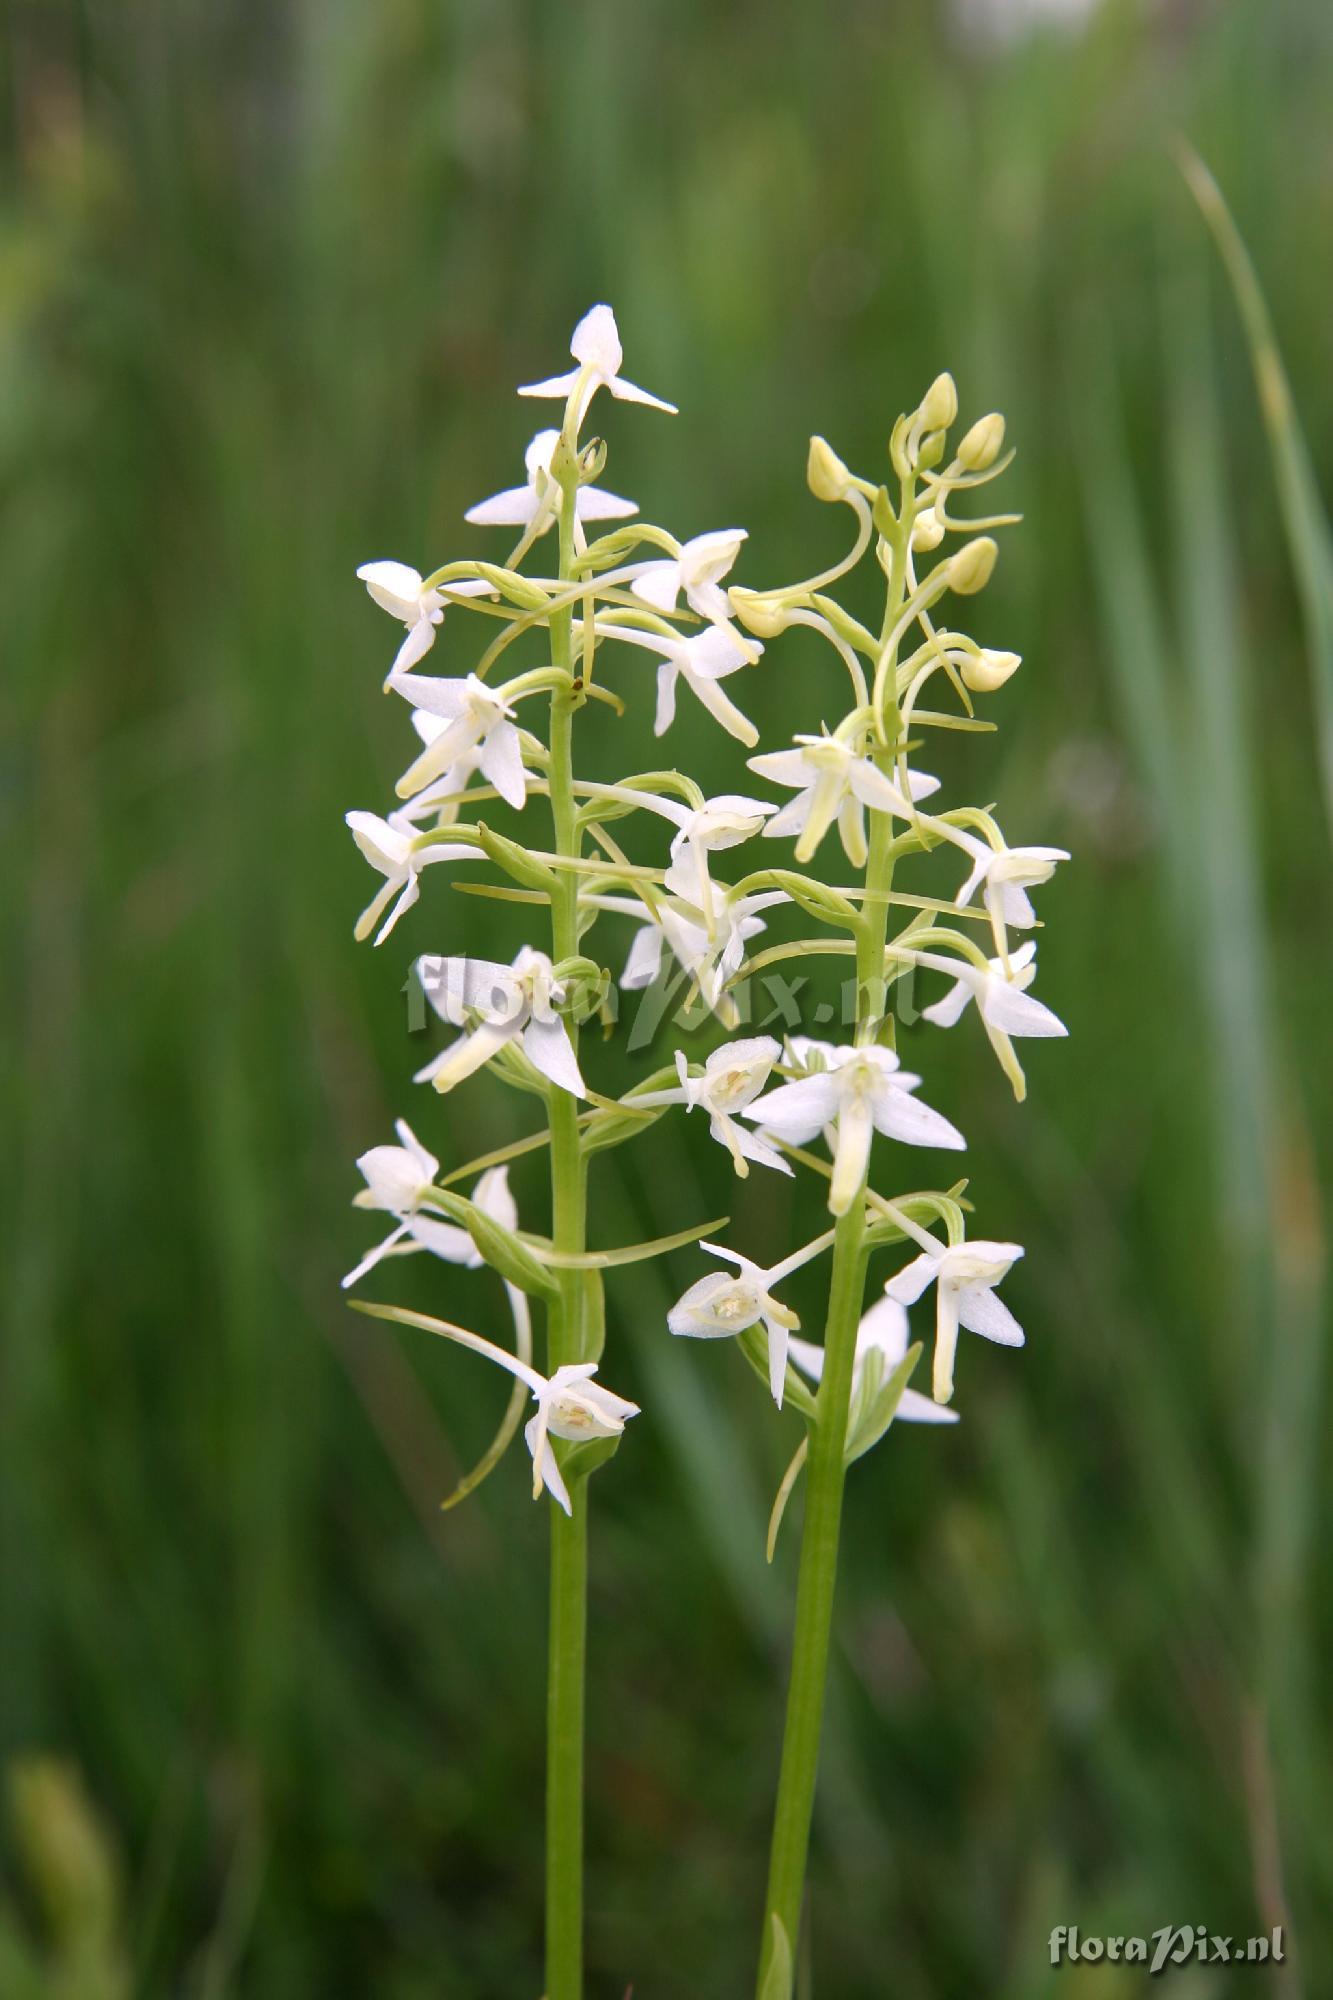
top-left (342, 307), bottom-right (1067, 1521)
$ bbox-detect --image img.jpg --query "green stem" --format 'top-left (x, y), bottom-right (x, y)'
top-left (757, 502), bottom-right (911, 1993)
top-left (545, 457), bottom-right (589, 2000)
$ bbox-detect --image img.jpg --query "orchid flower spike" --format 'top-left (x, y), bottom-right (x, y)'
top-left (345, 812), bottom-right (474, 946)
top-left (632, 1037), bottom-right (791, 1178)
top-left (748, 733), bottom-right (941, 867)
top-left (745, 1040), bottom-right (965, 1215)
top-left (387, 670), bottom-right (529, 809)
top-left (662, 793), bottom-right (776, 931)
top-left (342, 1129), bottom-right (517, 1289)
top-left (630, 528), bottom-right (748, 623)
top-left (788, 1294), bottom-right (959, 1426)
top-left (588, 620), bottom-right (761, 746)
top-left (414, 947), bottom-right (586, 1097)
top-left (465, 427), bottom-right (638, 538)
top-left (518, 303), bottom-right (677, 424)
top-left (357, 561), bottom-right (493, 680)
top-left (950, 827), bottom-right (1070, 949)
top-left (668, 1243), bottom-right (806, 1406)
top-left (884, 1239), bottom-right (1025, 1403)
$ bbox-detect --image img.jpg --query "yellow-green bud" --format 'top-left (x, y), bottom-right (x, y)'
top-left (961, 646), bottom-right (1020, 692)
top-left (957, 412), bottom-right (1005, 472)
top-left (948, 535), bottom-right (999, 596)
top-left (807, 434), bottom-right (854, 503)
top-left (919, 371), bottom-right (958, 434)
top-left (730, 589), bottom-right (791, 639)
top-left (911, 506), bottom-right (945, 553)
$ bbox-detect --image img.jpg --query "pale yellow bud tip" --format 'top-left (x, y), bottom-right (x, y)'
top-left (919, 371), bottom-right (958, 434)
top-left (961, 646), bottom-right (1020, 692)
top-left (730, 590), bottom-right (790, 639)
top-left (807, 434), bottom-right (853, 503)
top-left (911, 506), bottom-right (945, 553)
top-left (948, 535), bottom-right (999, 596)
top-left (957, 411), bottom-right (1006, 472)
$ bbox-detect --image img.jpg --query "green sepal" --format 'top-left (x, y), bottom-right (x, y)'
top-left (581, 1269), bottom-right (606, 1365)
top-left (559, 1431), bottom-right (622, 1489)
top-left (475, 822), bottom-right (558, 894)
top-left (519, 1214), bottom-right (729, 1270)
top-left (737, 1327), bottom-right (818, 1421)
top-left (844, 1341), bottom-right (923, 1465)
top-left (431, 1190), bottom-right (559, 1300)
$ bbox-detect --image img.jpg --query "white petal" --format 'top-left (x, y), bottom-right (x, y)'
top-left (620, 921), bottom-right (664, 990)
top-left (897, 1387), bottom-right (960, 1425)
top-left (607, 376), bottom-right (679, 414)
top-left (748, 748), bottom-right (814, 787)
top-left (786, 1334), bottom-right (827, 1383)
top-left (980, 981), bottom-right (1068, 1039)
top-left (857, 1294), bottom-right (910, 1366)
top-left (654, 661), bottom-right (678, 736)
top-left (478, 720), bottom-right (528, 809)
top-left (516, 367), bottom-right (581, 401)
top-left (630, 560), bottom-right (683, 612)
top-left (522, 1016), bottom-right (587, 1097)
top-left (414, 955), bottom-right (515, 1025)
top-left (684, 670), bottom-right (759, 746)
top-left (472, 1163), bottom-right (518, 1233)
top-left (921, 976), bottom-right (975, 1029)
top-left (524, 1414), bottom-right (572, 1514)
top-left (414, 1016), bottom-right (517, 1090)
top-left (569, 303), bottom-right (623, 374)
top-left (744, 1072), bottom-right (839, 1142)
top-left (358, 561), bottom-right (423, 618)
top-left (390, 618), bottom-right (439, 676)
top-left (465, 484), bottom-right (540, 526)
top-left (870, 1087), bottom-right (967, 1151)
top-left (830, 1096), bottom-right (875, 1214)
top-left (957, 1284), bottom-right (1025, 1347)
top-left (884, 1253), bottom-right (942, 1307)
top-left (374, 872), bottom-right (420, 945)
top-left (765, 1316), bottom-right (790, 1407)
top-left (402, 1213), bottom-right (480, 1266)
top-left (574, 485), bottom-right (639, 521)
top-left (341, 1221), bottom-right (411, 1289)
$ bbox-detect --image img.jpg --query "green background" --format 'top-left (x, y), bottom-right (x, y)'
top-left (2, 1), bottom-right (1329, 1994)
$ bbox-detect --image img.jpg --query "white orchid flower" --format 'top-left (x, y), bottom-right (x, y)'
top-left (662, 793), bottom-right (776, 931)
top-left (748, 733), bottom-right (941, 866)
top-left (632, 1036), bottom-right (791, 1178)
top-left (345, 811), bottom-right (474, 946)
top-left (517, 303), bottom-right (677, 424)
top-left (788, 1294), bottom-right (960, 1426)
top-left (522, 1364), bottom-right (641, 1514)
top-left (387, 1315), bottom-right (637, 1517)
top-left (745, 1042), bottom-right (966, 1215)
top-left (357, 560), bottom-right (493, 680)
top-left (387, 670), bottom-right (529, 809)
top-left (919, 940), bottom-right (1067, 1040)
top-left (668, 1241), bottom-right (820, 1406)
top-left (630, 528), bottom-right (748, 622)
top-left (342, 1125), bottom-right (517, 1289)
top-left (465, 427), bottom-right (638, 538)
top-left (884, 1239), bottom-right (1025, 1403)
top-left (588, 620), bottom-right (762, 746)
top-left (950, 828), bottom-right (1069, 947)
top-left (414, 947), bottom-right (586, 1097)
top-left (604, 886), bottom-right (788, 1021)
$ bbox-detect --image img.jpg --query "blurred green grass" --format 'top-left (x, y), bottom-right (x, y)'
top-left (2, 1), bottom-right (1330, 1994)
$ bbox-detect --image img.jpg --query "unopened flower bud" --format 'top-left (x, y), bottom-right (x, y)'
top-left (730, 589), bottom-right (790, 639)
top-left (911, 507), bottom-right (945, 553)
top-left (957, 412), bottom-right (1005, 472)
top-left (947, 535), bottom-right (999, 596)
top-left (919, 372), bottom-right (957, 434)
top-left (961, 647), bottom-right (1020, 692)
top-left (807, 435), bottom-right (854, 503)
